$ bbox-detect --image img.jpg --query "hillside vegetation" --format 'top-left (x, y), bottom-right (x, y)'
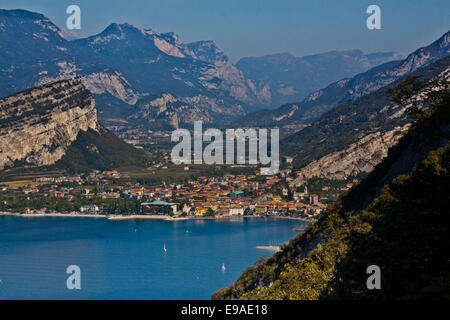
top-left (52, 126), bottom-right (151, 173)
top-left (213, 77), bottom-right (450, 300)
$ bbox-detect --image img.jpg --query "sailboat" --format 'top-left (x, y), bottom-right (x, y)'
top-left (221, 263), bottom-right (226, 272)
top-left (163, 243), bottom-right (167, 253)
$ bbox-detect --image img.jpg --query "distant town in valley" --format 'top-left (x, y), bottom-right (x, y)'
top-left (0, 153), bottom-right (355, 220)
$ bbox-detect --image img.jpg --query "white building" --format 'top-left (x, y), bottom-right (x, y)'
top-left (80, 204), bottom-right (99, 214)
top-left (229, 207), bottom-right (245, 216)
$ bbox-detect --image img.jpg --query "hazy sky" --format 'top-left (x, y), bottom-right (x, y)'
top-left (0, 0), bottom-right (449, 62)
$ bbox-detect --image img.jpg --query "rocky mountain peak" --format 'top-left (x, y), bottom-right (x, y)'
top-left (87, 22), bottom-right (148, 44)
top-left (0, 8), bottom-right (65, 42)
top-left (0, 8), bottom-right (52, 26)
top-left (186, 40), bottom-right (228, 63)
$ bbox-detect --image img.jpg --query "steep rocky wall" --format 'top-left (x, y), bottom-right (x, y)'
top-left (294, 124), bottom-right (411, 184)
top-left (129, 92), bottom-right (244, 129)
top-left (0, 78), bottom-right (99, 169)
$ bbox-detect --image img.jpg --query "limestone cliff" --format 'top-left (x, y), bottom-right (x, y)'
top-left (129, 92), bottom-right (244, 130)
top-left (294, 124), bottom-right (410, 184)
top-left (0, 78), bottom-right (99, 169)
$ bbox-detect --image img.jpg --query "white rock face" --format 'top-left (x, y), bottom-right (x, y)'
top-left (0, 78), bottom-right (98, 169)
top-left (153, 37), bottom-right (186, 58)
top-left (82, 72), bottom-right (139, 105)
top-left (294, 124), bottom-right (411, 184)
top-left (37, 68), bottom-right (140, 106)
top-left (35, 61), bottom-right (77, 86)
top-left (185, 40), bottom-right (267, 104)
top-left (130, 92), bottom-right (245, 129)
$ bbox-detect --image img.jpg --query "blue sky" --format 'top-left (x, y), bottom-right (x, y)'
top-left (0, 0), bottom-right (449, 62)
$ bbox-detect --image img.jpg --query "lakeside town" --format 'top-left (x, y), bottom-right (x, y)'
top-left (0, 161), bottom-right (349, 221)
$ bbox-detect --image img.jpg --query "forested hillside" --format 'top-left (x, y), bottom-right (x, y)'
top-left (213, 77), bottom-right (450, 300)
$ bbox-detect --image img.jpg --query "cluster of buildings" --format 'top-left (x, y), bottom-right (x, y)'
top-left (5, 167), bottom-right (328, 219)
top-left (110, 126), bottom-right (170, 147)
top-left (33, 170), bottom-right (121, 184)
top-left (138, 172), bottom-right (325, 218)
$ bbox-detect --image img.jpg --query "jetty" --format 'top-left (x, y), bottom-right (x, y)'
top-left (255, 245), bottom-right (281, 252)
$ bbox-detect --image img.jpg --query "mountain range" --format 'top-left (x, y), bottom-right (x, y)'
top-left (1, 8), bottom-right (449, 179)
top-left (234, 31), bottom-right (450, 128)
top-left (0, 9), bottom-right (405, 130)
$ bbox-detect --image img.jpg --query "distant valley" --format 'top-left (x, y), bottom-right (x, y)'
top-left (236, 50), bottom-right (402, 108)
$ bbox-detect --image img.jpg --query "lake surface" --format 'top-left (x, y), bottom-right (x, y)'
top-left (0, 215), bottom-right (304, 299)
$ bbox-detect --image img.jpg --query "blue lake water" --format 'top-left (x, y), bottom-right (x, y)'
top-left (0, 215), bottom-right (304, 299)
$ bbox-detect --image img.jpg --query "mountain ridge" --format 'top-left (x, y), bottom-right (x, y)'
top-left (282, 55), bottom-right (450, 169)
top-left (234, 30), bottom-right (450, 128)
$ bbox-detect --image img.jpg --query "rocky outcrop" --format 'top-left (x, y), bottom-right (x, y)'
top-left (81, 72), bottom-right (140, 105)
top-left (294, 125), bottom-right (410, 184)
top-left (0, 78), bottom-right (98, 169)
top-left (129, 93), bottom-right (244, 129)
top-left (186, 40), bottom-right (268, 105)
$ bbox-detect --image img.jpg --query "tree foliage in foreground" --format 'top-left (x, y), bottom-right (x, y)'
top-left (214, 78), bottom-right (450, 300)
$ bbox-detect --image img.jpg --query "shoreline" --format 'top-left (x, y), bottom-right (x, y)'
top-left (0, 211), bottom-right (312, 222)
